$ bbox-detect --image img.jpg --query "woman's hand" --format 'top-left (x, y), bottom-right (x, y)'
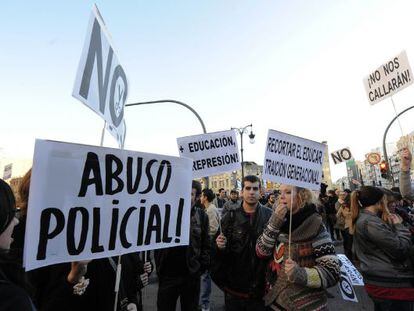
top-left (285, 258), bottom-right (298, 282)
top-left (274, 203), bottom-right (288, 220)
top-left (390, 213), bottom-right (403, 225)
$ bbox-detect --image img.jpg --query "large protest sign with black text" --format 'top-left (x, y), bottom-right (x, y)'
top-left (177, 130), bottom-right (241, 178)
top-left (363, 51), bottom-right (413, 105)
top-left (263, 130), bottom-right (325, 190)
top-left (24, 140), bottom-right (192, 271)
top-left (72, 5), bottom-right (128, 147)
top-left (331, 147), bottom-right (353, 165)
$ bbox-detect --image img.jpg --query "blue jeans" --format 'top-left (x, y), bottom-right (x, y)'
top-left (200, 271), bottom-right (211, 309)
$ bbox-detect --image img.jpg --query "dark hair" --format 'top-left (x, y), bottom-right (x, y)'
top-left (343, 189), bottom-right (351, 194)
top-left (218, 188), bottom-right (225, 193)
top-left (18, 168), bottom-right (31, 216)
top-left (0, 179), bottom-right (16, 235)
top-left (391, 187), bottom-right (401, 194)
top-left (350, 186), bottom-right (384, 229)
top-left (202, 188), bottom-right (215, 202)
top-left (327, 190), bottom-right (336, 196)
top-left (230, 189), bottom-right (238, 195)
top-left (242, 175), bottom-right (261, 189)
top-left (192, 180), bottom-right (202, 197)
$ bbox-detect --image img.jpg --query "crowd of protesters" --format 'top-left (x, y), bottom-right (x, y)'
top-left (1, 148), bottom-right (414, 310)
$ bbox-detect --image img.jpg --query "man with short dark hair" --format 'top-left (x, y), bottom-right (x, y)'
top-left (222, 190), bottom-right (240, 217)
top-left (199, 189), bottom-right (220, 311)
top-left (213, 175), bottom-right (272, 310)
top-left (214, 188), bottom-right (227, 217)
top-left (155, 181), bottom-right (210, 311)
top-left (265, 192), bottom-right (277, 210)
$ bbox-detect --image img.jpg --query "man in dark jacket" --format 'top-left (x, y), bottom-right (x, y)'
top-left (155, 180), bottom-right (210, 311)
top-left (214, 175), bottom-right (272, 311)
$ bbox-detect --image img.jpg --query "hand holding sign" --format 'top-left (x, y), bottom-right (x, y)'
top-left (216, 234), bottom-right (227, 250)
top-left (67, 260), bottom-right (91, 284)
top-left (400, 147), bottom-right (412, 172)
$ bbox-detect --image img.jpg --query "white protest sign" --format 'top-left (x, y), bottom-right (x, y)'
top-left (331, 147), bottom-right (353, 165)
top-left (73, 5), bottom-right (128, 146)
top-left (338, 254), bottom-right (364, 286)
top-left (338, 259), bottom-right (358, 302)
top-left (3, 164), bottom-right (12, 180)
top-left (24, 140), bottom-right (192, 271)
top-left (263, 130), bottom-right (325, 190)
top-left (177, 130), bottom-right (241, 178)
top-left (364, 51), bottom-right (413, 105)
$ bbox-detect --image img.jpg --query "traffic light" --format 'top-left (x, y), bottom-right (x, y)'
top-left (379, 161), bottom-right (389, 179)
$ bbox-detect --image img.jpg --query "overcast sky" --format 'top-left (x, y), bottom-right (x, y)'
top-left (2, 0), bottom-right (414, 182)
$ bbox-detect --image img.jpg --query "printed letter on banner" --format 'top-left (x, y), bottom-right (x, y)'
top-left (263, 129), bottom-right (325, 190)
top-left (24, 139), bottom-right (192, 271)
top-left (363, 51), bottom-right (413, 105)
top-left (177, 130), bottom-right (241, 178)
top-left (72, 5), bottom-right (128, 147)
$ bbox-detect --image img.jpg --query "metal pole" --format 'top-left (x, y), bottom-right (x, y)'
top-left (240, 131), bottom-right (245, 180)
top-left (125, 99), bottom-right (208, 185)
top-left (391, 97), bottom-right (404, 136)
top-left (382, 105), bottom-right (414, 186)
top-left (231, 124), bottom-right (253, 181)
top-left (126, 100), bottom-right (207, 134)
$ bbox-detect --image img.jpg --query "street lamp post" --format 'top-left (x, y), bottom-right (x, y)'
top-left (125, 99), bottom-right (209, 186)
top-left (231, 124), bottom-right (255, 181)
top-left (382, 105), bottom-right (414, 187)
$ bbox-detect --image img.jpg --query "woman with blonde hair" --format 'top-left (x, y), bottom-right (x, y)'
top-left (256, 184), bottom-right (339, 310)
top-left (351, 186), bottom-right (414, 311)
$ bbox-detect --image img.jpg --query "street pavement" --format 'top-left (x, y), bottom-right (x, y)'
top-left (142, 243), bottom-right (373, 310)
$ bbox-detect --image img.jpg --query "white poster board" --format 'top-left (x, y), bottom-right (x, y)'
top-left (3, 164), bottom-right (12, 180)
top-left (364, 50), bottom-right (413, 105)
top-left (177, 130), bottom-right (241, 178)
top-left (73, 5), bottom-right (128, 147)
top-left (24, 140), bottom-right (192, 271)
top-left (331, 147), bottom-right (353, 165)
top-left (263, 130), bottom-right (325, 190)
top-left (338, 259), bottom-right (359, 302)
top-left (338, 254), bottom-right (364, 286)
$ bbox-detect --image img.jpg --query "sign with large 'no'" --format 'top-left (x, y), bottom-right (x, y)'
top-left (72, 5), bottom-right (127, 147)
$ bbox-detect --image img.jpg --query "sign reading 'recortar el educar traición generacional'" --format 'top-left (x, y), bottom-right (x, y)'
top-left (363, 51), bottom-right (413, 105)
top-left (24, 140), bottom-right (192, 271)
top-left (73, 5), bottom-right (127, 147)
top-left (177, 130), bottom-right (241, 178)
top-left (263, 130), bottom-right (325, 191)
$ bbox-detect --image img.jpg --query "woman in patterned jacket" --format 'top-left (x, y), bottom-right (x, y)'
top-left (256, 184), bottom-right (340, 311)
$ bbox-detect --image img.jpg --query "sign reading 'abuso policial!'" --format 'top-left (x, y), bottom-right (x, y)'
top-left (24, 140), bottom-right (192, 271)
top-left (263, 130), bottom-right (325, 190)
top-left (177, 130), bottom-right (241, 178)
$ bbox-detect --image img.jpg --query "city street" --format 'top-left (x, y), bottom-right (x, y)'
top-left (142, 244), bottom-right (373, 310)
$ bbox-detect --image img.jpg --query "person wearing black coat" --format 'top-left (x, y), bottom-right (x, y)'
top-left (0, 178), bottom-right (36, 311)
top-left (154, 180), bottom-right (210, 311)
top-left (214, 175), bottom-right (272, 311)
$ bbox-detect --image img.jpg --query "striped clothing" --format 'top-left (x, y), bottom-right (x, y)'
top-left (256, 211), bottom-right (340, 310)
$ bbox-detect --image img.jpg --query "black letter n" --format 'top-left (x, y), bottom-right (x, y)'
top-left (79, 18), bottom-right (114, 114)
top-left (78, 152), bottom-right (103, 197)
